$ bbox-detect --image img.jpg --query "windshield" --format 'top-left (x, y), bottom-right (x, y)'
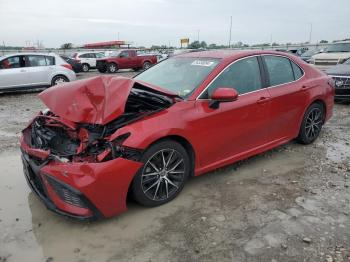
top-left (134, 57), bottom-right (220, 98)
top-left (326, 43), bottom-right (350, 53)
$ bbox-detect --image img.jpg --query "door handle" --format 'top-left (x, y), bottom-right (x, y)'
top-left (257, 96), bottom-right (270, 104)
top-left (300, 84), bottom-right (318, 91)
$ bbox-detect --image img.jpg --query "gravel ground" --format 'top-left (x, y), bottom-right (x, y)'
top-left (0, 71), bottom-right (349, 262)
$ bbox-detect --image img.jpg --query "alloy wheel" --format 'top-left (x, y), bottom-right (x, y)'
top-left (305, 107), bottom-right (323, 141)
top-left (141, 149), bottom-right (185, 201)
top-left (143, 62), bottom-right (151, 70)
top-left (109, 64), bottom-right (117, 73)
top-left (82, 64), bottom-right (89, 72)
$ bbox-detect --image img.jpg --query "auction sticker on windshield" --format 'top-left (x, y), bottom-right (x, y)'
top-left (191, 60), bottom-right (215, 67)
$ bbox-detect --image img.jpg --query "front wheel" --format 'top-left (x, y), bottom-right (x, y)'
top-left (82, 63), bottom-right (90, 72)
top-left (131, 140), bottom-right (190, 207)
top-left (297, 103), bottom-right (324, 144)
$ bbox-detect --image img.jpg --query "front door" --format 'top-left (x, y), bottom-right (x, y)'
top-left (193, 56), bottom-right (272, 168)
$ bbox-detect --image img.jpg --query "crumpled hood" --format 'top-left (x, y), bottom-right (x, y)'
top-left (39, 76), bottom-right (177, 125)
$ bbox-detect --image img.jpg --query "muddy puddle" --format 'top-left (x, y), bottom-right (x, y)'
top-left (0, 146), bottom-right (310, 262)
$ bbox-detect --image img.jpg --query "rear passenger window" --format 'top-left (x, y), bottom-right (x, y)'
top-left (27, 55), bottom-right (47, 67)
top-left (291, 62), bottom-right (303, 80)
top-left (263, 56), bottom-right (294, 86)
top-left (204, 56), bottom-right (262, 97)
top-left (45, 56), bottom-right (55, 65)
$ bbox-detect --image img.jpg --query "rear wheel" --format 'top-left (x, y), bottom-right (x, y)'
top-left (297, 103), bottom-right (324, 144)
top-left (131, 140), bottom-right (190, 207)
top-left (51, 75), bottom-right (68, 86)
top-left (107, 63), bottom-right (118, 73)
top-left (142, 61), bottom-right (151, 70)
top-left (82, 63), bottom-right (90, 72)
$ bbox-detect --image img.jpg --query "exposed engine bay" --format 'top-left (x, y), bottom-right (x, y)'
top-left (24, 87), bottom-right (175, 163)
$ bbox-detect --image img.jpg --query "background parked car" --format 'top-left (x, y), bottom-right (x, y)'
top-left (326, 58), bottom-right (350, 102)
top-left (310, 41), bottom-right (350, 70)
top-left (71, 51), bottom-right (105, 72)
top-left (60, 55), bottom-right (83, 73)
top-left (300, 49), bottom-right (322, 63)
top-left (96, 49), bottom-right (157, 73)
top-left (0, 53), bottom-right (76, 92)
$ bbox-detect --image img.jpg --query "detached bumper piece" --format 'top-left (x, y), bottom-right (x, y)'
top-left (22, 153), bottom-right (102, 220)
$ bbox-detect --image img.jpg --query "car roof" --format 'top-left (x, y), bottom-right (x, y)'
top-left (176, 50), bottom-right (295, 60)
top-left (1, 52), bottom-right (57, 59)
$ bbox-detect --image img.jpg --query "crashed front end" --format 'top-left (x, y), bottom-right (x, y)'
top-left (20, 76), bottom-right (175, 219)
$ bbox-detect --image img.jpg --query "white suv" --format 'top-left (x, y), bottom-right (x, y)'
top-left (0, 53), bottom-right (76, 92)
top-left (71, 52), bottom-right (105, 72)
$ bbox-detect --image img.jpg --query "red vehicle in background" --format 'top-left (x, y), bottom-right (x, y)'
top-left (96, 49), bottom-right (157, 73)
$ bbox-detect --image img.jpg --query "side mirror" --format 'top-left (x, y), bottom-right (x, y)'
top-left (209, 87), bottom-right (238, 109)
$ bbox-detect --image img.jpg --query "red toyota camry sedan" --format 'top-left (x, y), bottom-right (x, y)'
top-left (20, 50), bottom-right (334, 219)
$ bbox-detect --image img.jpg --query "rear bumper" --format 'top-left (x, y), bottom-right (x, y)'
top-left (20, 136), bottom-right (143, 219)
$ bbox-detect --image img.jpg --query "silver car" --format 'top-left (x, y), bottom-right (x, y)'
top-left (0, 53), bottom-right (76, 91)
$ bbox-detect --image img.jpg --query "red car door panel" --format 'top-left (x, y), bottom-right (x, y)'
top-left (262, 55), bottom-right (309, 140)
top-left (193, 89), bottom-right (271, 168)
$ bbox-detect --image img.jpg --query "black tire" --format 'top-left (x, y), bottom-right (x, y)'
top-left (297, 103), bottom-right (324, 144)
top-left (82, 63), bottom-right (90, 72)
top-left (98, 67), bottom-right (107, 73)
top-left (131, 140), bottom-right (190, 207)
top-left (51, 75), bottom-right (69, 86)
top-left (107, 62), bottom-right (118, 73)
top-left (142, 61), bottom-right (151, 70)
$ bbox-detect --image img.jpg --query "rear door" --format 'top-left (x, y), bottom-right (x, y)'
top-left (194, 56), bottom-right (272, 166)
top-left (0, 55), bottom-right (28, 89)
top-left (25, 55), bottom-right (53, 86)
top-left (262, 55), bottom-right (308, 140)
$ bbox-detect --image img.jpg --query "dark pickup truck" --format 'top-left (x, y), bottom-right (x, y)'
top-left (96, 49), bottom-right (157, 73)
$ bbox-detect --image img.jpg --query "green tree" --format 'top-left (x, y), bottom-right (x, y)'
top-left (188, 41), bottom-right (201, 49)
top-left (61, 43), bottom-right (73, 49)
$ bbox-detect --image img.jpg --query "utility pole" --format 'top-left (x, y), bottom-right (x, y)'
top-left (197, 29), bottom-right (200, 42)
top-left (270, 34), bottom-right (273, 47)
top-left (308, 23), bottom-right (313, 44)
top-left (228, 16), bottom-right (232, 48)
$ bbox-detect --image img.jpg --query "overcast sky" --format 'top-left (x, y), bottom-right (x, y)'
top-left (0, 0), bottom-right (349, 48)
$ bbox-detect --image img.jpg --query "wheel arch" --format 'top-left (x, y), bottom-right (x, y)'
top-left (309, 98), bottom-right (327, 123)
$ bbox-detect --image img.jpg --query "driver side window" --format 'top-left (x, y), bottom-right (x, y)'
top-left (202, 56), bottom-right (262, 98)
top-left (0, 56), bottom-right (25, 69)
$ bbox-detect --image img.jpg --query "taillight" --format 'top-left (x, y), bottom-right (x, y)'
top-left (61, 64), bottom-right (73, 70)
